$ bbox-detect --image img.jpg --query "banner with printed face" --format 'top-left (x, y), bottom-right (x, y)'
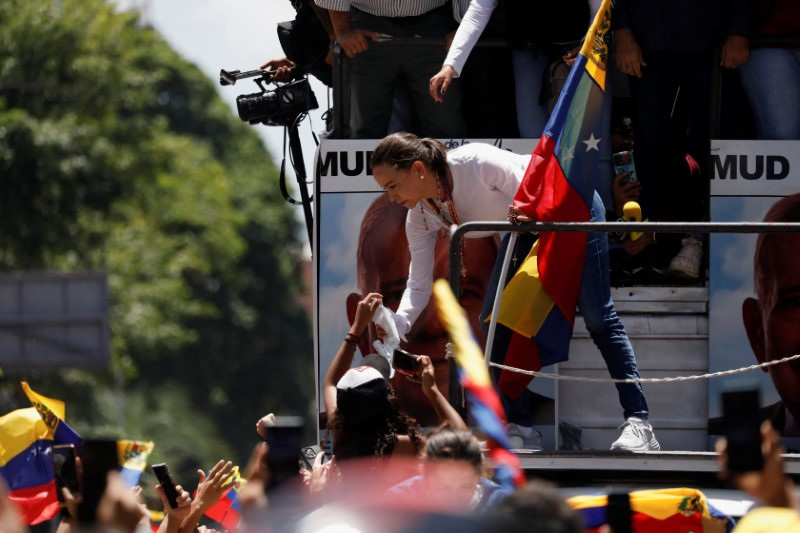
top-left (708, 139), bottom-right (800, 449)
top-left (313, 137), bottom-right (545, 436)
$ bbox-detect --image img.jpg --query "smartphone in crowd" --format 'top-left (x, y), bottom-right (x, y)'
top-left (613, 150), bottom-right (638, 186)
top-left (392, 347), bottom-right (420, 377)
top-left (722, 388), bottom-right (764, 473)
top-left (52, 444), bottom-right (80, 503)
top-left (264, 416), bottom-right (305, 490)
top-left (300, 445), bottom-right (329, 470)
top-left (152, 463), bottom-right (181, 509)
top-left (77, 439), bottom-right (120, 523)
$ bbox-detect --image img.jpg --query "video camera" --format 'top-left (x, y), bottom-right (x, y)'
top-left (220, 68), bottom-right (318, 127)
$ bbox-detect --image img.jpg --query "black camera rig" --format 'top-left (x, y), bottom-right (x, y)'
top-left (220, 67), bottom-right (317, 245)
top-left (220, 68), bottom-right (318, 127)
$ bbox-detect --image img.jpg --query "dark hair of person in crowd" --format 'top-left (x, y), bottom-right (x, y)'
top-left (486, 480), bottom-right (584, 533)
top-left (370, 132), bottom-right (448, 181)
top-left (422, 424), bottom-right (483, 473)
top-left (326, 379), bottom-right (423, 461)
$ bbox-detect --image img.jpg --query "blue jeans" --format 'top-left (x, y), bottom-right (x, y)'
top-left (511, 49), bottom-right (550, 138)
top-left (739, 48), bottom-right (800, 140)
top-left (482, 192), bottom-right (649, 424)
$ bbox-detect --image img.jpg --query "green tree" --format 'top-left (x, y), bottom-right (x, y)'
top-left (0, 0), bottom-right (314, 470)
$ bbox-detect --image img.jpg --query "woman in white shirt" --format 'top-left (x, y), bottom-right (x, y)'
top-left (369, 132), bottom-right (660, 453)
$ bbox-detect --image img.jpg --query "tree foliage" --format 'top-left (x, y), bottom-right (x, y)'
top-left (0, 0), bottom-right (314, 478)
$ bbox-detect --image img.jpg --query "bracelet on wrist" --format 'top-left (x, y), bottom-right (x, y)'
top-left (344, 333), bottom-right (359, 345)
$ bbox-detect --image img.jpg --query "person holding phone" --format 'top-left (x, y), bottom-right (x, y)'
top-left (370, 132), bottom-right (659, 452)
top-left (324, 292), bottom-right (466, 462)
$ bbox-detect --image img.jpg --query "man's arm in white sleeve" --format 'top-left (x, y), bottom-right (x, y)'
top-left (443, 0), bottom-right (498, 77)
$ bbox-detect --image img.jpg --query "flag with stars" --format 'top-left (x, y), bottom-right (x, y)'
top-left (493, 0), bottom-right (613, 397)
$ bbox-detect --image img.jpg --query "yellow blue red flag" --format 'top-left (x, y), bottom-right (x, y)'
top-left (492, 0), bottom-right (614, 397)
top-left (0, 382), bottom-right (82, 524)
top-left (568, 487), bottom-right (733, 532)
top-left (433, 280), bottom-right (524, 490)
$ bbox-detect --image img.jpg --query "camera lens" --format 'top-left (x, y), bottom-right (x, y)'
top-left (236, 91), bottom-right (278, 123)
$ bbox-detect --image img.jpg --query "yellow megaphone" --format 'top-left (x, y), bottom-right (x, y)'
top-left (623, 201), bottom-right (645, 241)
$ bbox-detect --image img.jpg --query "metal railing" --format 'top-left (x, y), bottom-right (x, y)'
top-left (445, 220), bottom-right (800, 408)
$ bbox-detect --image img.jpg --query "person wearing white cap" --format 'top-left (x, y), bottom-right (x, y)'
top-left (324, 292), bottom-right (466, 461)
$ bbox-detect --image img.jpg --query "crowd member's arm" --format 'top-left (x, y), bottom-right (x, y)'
top-left (154, 483), bottom-right (192, 533)
top-left (419, 355), bottom-right (468, 430)
top-left (315, 0), bottom-right (377, 58)
top-left (716, 421), bottom-right (797, 509)
top-left (0, 478), bottom-right (25, 533)
top-left (238, 442), bottom-right (269, 519)
top-left (430, 0), bottom-right (498, 102)
top-left (177, 460), bottom-right (236, 533)
top-left (323, 293), bottom-right (384, 414)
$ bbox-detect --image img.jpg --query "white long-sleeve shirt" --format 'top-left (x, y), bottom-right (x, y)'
top-left (443, 0), bottom-right (602, 77)
top-left (393, 142), bottom-right (531, 337)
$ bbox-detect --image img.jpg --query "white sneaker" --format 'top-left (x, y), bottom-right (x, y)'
top-left (507, 423), bottom-right (543, 451)
top-left (668, 236), bottom-right (703, 279)
top-left (610, 417), bottom-right (660, 452)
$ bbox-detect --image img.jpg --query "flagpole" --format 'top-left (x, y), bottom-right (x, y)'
top-left (484, 231), bottom-right (518, 366)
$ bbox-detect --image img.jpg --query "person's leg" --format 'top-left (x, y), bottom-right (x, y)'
top-left (739, 47), bottom-right (800, 140)
top-left (628, 53), bottom-right (678, 222)
top-left (511, 49), bottom-right (550, 138)
top-left (577, 193), bottom-right (649, 420)
top-left (404, 44), bottom-right (468, 138)
top-left (347, 9), bottom-right (400, 138)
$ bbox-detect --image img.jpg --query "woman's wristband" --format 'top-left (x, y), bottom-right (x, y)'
top-left (344, 332), bottom-right (359, 345)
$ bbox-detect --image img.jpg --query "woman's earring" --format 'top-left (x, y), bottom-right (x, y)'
top-left (419, 174), bottom-right (425, 180)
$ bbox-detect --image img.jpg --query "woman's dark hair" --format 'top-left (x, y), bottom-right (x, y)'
top-left (327, 384), bottom-right (423, 461)
top-left (371, 132), bottom-right (448, 181)
top-left (423, 424), bottom-right (483, 473)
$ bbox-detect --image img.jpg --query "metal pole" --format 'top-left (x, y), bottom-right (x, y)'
top-left (484, 232), bottom-right (518, 366)
top-left (287, 124), bottom-right (314, 246)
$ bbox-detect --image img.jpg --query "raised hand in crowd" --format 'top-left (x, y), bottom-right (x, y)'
top-left (302, 450), bottom-right (337, 495)
top-left (95, 472), bottom-right (150, 533)
top-left (178, 460), bottom-right (237, 533)
top-left (720, 35), bottom-right (749, 69)
top-left (418, 354), bottom-right (468, 431)
top-left (256, 412), bottom-right (277, 440)
top-left (259, 57), bottom-right (296, 82)
top-left (716, 421), bottom-right (797, 509)
top-left (154, 482), bottom-right (192, 533)
top-left (614, 28), bottom-right (646, 78)
top-left (613, 172), bottom-right (641, 216)
top-left (239, 442), bottom-right (269, 519)
top-left (0, 478), bottom-right (25, 533)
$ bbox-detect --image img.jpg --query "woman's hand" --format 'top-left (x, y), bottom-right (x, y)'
top-left (508, 205), bottom-right (531, 224)
top-left (351, 292), bottom-right (383, 335)
top-left (429, 65), bottom-right (454, 103)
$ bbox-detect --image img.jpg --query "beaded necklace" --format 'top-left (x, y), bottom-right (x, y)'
top-left (419, 171), bottom-right (466, 280)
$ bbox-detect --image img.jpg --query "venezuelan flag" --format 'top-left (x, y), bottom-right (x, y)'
top-left (433, 280), bottom-right (524, 490)
top-left (0, 383), bottom-right (82, 525)
top-left (118, 439), bottom-right (155, 488)
top-left (198, 465), bottom-right (244, 531)
top-left (492, 0), bottom-right (614, 398)
top-left (568, 488), bottom-right (734, 533)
